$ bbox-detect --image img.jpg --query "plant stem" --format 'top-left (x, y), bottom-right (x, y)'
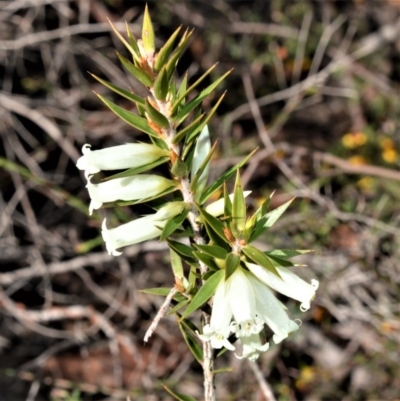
top-left (152, 93), bottom-right (216, 401)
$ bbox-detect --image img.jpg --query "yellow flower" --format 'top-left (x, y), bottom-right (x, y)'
top-left (342, 132), bottom-right (367, 149)
top-left (357, 176), bottom-right (374, 191)
top-left (348, 155), bottom-right (368, 166)
top-left (380, 137), bottom-right (395, 150)
top-left (382, 148), bottom-right (398, 163)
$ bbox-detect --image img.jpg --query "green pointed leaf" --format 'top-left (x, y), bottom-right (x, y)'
top-left (250, 198), bottom-right (294, 242)
top-left (223, 183), bottom-right (232, 217)
top-left (171, 63), bottom-right (218, 115)
top-left (117, 52), bottom-right (153, 87)
top-left (149, 134), bottom-right (168, 150)
top-left (175, 69), bottom-right (232, 122)
top-left (153, 66), bottom-right (169, 101)
top-left (145, 98), bottom-right (169, 128)
top-left (125, 21), bottom-right (141, 63)
top-left (195, 205), bottom-right (227, 243)
top-left (232, 170), bottom-right (246, 232)
top-left (163, 384), bottom-right (198, 401)
top-left (160, 208), bottom-right (189, 241)
top-left (155, 26), bottom-right (182, 71)
top-left (242, 244), bottom-right (281, 278)
top-left (264, 254), bottom-right (295, 268)
top-left (178, 322), bottom-right (203, 365)
top-left (167, 239), bottom-right (195, 259)
top-left (181, 269), bottom-right (224, 319)
top-left (190, 140), bottom-right (217, 193)
top-left (225, 252), bottom-right (240, 281)
top-left (193, 251), bottom-right (219, 271)
top-left (166, 28), bottom-right (194, 81)
top-left (176, 73), bottom-right (188, 103)
top-left (173, 113), bottom-right (205, 145)
top-left (200, 148), bottom-right (258, 204)
top-left (142, 5), bottom-right (155, 53)
top-left (89, 73), bottom-right (145, 105)
top-left (171, 156), bottom-right (188, 177)
top-left (108, 18), bottom-right (140, 62)
top-left (187, 94), bottom-right (225, 146)
top-left (97, 94), bottom-right (157, 137)
top-left (265, 249), bottom-right (312, 259)
top-left (264, 198), bottom-right (295, 228)
top-left (103, 157), bottom-right (169, 181)
top-left (242, 214), bottom-right (256, 241)
top-left (168, 299), bottom-right (190, 315)
top-left (170, 249), bottom-right (184, 279)
top-left (194, 244), bottom-right (228, 260)
top-left (140, 287), bottom-right (186, 302)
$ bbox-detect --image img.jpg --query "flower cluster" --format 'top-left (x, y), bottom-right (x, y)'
top-left (76, 143), bottom-right (182, 253)
top-left (199, 265), bottom-right (318, 361)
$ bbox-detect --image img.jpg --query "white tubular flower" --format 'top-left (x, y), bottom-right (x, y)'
top-left (237, 334), bottom-right (270, 362)
top-left (76, 143), bottom-right (169, 178)
top-left (86, 175), bottom-right (176, 215)
top-left (226, 268), bottom-right (263, 337)
top-left (246, 262), bottom-right (319, 312)
top-left (102, 215), bottom-right (166, 256)
top-left (198, 277), bottom-right (235, 351)
top-left (245, 270), bottom-right (300, 344)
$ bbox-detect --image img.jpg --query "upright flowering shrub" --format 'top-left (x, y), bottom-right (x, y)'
top-left (77, 7), bottom-right (318, 400)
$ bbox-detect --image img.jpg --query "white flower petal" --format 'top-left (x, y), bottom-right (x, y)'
top-left (76, 143), bottom-right (168, 178)
top-left (86, 174), bottom-right (175, 212)
top-left (245, 271), bottom-right (299, 344)
top-left (101, 216), bottom-right (165, 255)
top-left (246, 262), bottom-right (318, 312)
top-left (236, 333), bottom-right (269, 361)
top-left (152, 201), bottom-right (186, 221)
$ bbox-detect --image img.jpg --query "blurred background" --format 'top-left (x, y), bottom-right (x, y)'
top-left (0, 0), bottom-right (400, 400)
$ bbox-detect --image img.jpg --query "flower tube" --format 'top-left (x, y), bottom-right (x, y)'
top-left (246, 262), bottom-right (319, 312)
top-left (86, 174), bottom-right (176, 214)
top-left (102, 215), bottom-right (165, 256)
top-left (77, 143), bottom-right (169, 178)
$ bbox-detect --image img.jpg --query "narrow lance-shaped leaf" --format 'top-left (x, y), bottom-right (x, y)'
top-left (166, 28), bottom-right (194, 81)
top-left (177, 321), bottom-right (203, 366)
top-left (200, 148), bottom-right (258, 204)
top-left (107, 18), bottom-right (140, 62)
top-left (96, 94), bottom-right (158, 137)
top-left (195, 204), bottom-right (228, 243)
top-left (163, 383), bottom-right (198, 401)
top-left (153, 65), bottom-right (169, 101)
top-left (154, 25), bottom-right (182, 71)
top-left (242, 244), bottom-right (281, 278)
top-left (125, 21), bottom-right (141, 63)
top-left (145, 98), bottom-right (170, 128)
top-left (103, 157), bottom-right (170, 181)
top-left (170, 248), bottom-right (184, 280)
top-left (232, 169), bottom-right (246, 233)
top-left (142, 4), bottom-right (155, 53)
top-left (194, 244), bottom-right (228, 260)
top-left (193, 251), bottom-right (219, 271)
top-left (160, 208), bottom-right (189, 241)
top-left (185, 91), bottom-right (226, 144)
top-left (175, 69), bottom-right (232, 122)
top-left (117, 52), bottom-right (153, 87)
top-left (171, 63), bottom-right (218, 115)
top-left (265, 249), bottom-right (312, 259)
top-left (250, 198), bottom-right (294, 242)
top-left (89, 73), bottom-right (145, 105)
top-left (173, 113), bottom-right (205, 145)
top-left (223, 182), bottom-right (233, 217)
top-left (225, 252), bottom-right (240, 281)
top-left (181, 269), bottom-right (224, 319)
